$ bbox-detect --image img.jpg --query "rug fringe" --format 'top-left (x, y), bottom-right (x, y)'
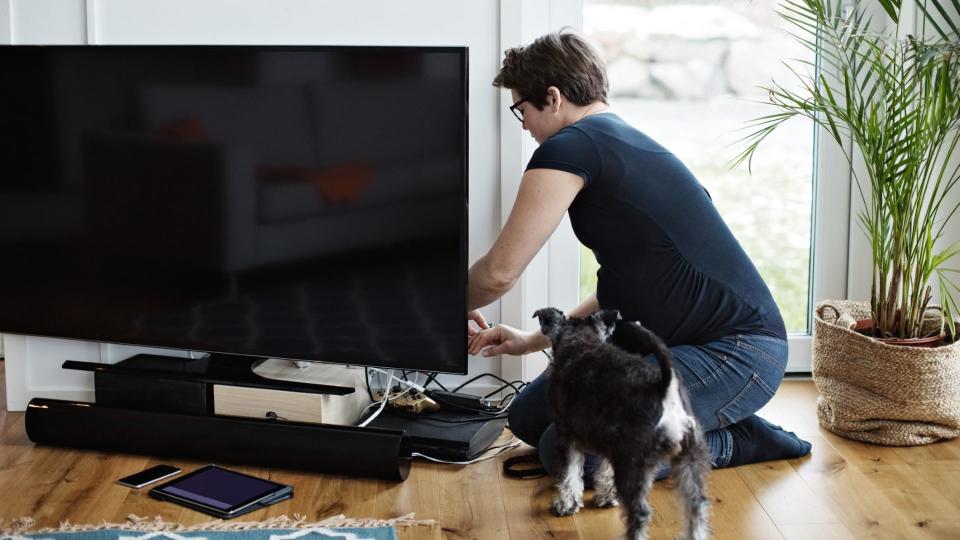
top-left (2, 513), bottom-right (434, 535)
top-left (0, 517), bottom-right (35, 536)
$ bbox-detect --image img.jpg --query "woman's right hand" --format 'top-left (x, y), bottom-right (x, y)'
top-left (467, 323), bottom-right (542, 357)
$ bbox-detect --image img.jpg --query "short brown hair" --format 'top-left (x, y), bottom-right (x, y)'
top-left (493, 30), bottom-right (608, 110)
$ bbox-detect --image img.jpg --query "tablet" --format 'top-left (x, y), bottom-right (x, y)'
top-left (149, 464), bottom-right (293, 519)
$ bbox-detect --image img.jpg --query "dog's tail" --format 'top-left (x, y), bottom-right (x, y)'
top-left (611, 321), bottom-right (673, 394)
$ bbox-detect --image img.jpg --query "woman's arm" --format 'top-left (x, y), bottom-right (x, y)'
top-left (522, 292), bottom-right (600, 353)
top-left (467, 292), bottom-right (601, 357)
top-left (468, 168), bottom-right (583, 311)
top-left (566, 291), bottom-right (600, 319)
top-left (526, 292), bottom-right (601, 352)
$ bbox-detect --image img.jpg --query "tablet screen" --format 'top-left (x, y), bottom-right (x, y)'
top-left (154, 466), bottom-right (284, 511)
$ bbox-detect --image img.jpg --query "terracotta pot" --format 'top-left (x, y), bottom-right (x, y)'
top-left (853, 318), bottom-right (945, 347)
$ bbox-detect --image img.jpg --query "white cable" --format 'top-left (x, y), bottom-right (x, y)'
top-left (357, 370), bottom-right (425, 427)
top-left (412, 436), bottom-right (522, 465)
top-left (360, 370), bottom-right (520, 463)
top-left (357, 383), bottom-right (415, 418)
top-left (367, 367), bottom-right (426, 392)
top-left (357, 389), bottom-right (392, 427)
top-left (357, 369), bottom-right (396, 427)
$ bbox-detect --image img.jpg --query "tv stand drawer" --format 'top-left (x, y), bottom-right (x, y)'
top-left (212, 382), bottom-right (371, 426)
top-left (213, 385), bottom-right (327, 424)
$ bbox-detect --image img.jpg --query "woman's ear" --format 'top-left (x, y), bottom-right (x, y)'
top-left (546, 86), bottom-right (563, 112)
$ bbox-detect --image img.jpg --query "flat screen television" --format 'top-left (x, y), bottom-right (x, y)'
top-left (0, 45), bottom-right (468, 374)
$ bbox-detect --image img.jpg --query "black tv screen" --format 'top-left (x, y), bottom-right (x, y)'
top-left (0, 45), bottom-right (468, 374)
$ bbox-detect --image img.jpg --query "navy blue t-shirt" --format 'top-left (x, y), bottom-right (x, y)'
top-left (526, 113), bottom-right (786, 345)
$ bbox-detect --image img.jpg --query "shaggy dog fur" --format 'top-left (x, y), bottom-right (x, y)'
top-left (534, 307), bottom-right (711, 540)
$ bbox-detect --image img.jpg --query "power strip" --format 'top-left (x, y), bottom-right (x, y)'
top-left (426, 389), bottom-right (501, 413)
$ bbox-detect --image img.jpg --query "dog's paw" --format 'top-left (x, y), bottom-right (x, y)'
top-left (550, 493), bottom-right (583, 516)
top-left (593, 491), bottom-right (619, 508)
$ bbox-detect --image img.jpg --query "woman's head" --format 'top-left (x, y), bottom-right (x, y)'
top-left (493, 30), bottom-right (609, 143)
top-left (493, 30), bottom-right (608, 109)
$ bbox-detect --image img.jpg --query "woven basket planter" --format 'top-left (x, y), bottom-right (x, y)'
top-left (813, 300), bottom-right (960, 446)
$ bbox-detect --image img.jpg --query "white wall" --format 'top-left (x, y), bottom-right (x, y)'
top-left (2, 0), bottom-right (508, 410)
top-left (496, 0), bottom-right (586, 385)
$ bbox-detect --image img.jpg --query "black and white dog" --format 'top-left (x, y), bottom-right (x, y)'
top-left (534, 307), bottom-right (710, 540)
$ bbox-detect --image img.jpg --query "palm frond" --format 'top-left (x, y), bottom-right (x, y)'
top-left (734, 0), bottom-right (960, 338)
top-left (917, 0), bottom-right (960, 39)
top-left (875, 0), bottom-right (902, 22)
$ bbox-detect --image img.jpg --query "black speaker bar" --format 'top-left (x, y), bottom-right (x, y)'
top-left (25, 398), bottom-right (411, 481)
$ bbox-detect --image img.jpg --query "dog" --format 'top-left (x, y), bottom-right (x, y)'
top-left (534, 307), bottom-right (710, 540)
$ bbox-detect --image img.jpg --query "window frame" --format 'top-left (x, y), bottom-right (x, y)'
top-left (498, 0), bottom-right (857, 379)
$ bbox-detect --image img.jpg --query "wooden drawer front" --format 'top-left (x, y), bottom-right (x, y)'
top-left (213, 385), bottom-right (325, 424)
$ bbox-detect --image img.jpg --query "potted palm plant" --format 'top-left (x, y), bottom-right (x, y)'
top-left (734, 0), bottom-right (960, 445)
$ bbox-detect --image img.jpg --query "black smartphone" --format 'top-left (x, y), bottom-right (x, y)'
top-left (149, 464), bottom-right (293, 519)
top-left (117, 464), bottom-right (182, 489)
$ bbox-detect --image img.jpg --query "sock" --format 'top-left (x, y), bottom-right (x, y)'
top-left (727, 415), bottom-right (812, 467)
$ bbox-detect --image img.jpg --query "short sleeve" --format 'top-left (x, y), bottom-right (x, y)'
top-left (525, 126), bottom-right (602, 187)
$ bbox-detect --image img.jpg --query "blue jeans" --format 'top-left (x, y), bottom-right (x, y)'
top-left (508, 333), bottom-right (788, 480)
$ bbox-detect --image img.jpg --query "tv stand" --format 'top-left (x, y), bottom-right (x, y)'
top-left (24, 354), bottom-right (411, 481)
top-left (63, 354), bottom-right (356, 395)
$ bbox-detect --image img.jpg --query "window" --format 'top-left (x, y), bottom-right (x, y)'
top-left (582, 0), bottom-right (817, 334)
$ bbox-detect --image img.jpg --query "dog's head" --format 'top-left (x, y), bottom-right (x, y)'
top-left (533, 307), bottom-right (621, 348)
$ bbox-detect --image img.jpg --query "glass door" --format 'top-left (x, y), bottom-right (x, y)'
top-left (582, 0), bottom-right (819, 343)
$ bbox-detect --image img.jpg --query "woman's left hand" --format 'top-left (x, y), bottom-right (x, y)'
top-left (468, 323), bottom-right (540, 358)
top-left (467, 309), bottom-right (489, 337)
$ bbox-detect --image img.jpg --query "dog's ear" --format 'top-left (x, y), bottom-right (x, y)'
top-left (590, 309), bottom-right (621, 340)
top-left (533, 307), bottom-right (565, 342)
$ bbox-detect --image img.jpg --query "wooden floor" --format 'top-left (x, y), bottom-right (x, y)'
top-left (2, 363), bottom-right (959, 540)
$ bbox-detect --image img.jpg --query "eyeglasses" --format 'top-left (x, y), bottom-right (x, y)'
top-left (509, 97), bottom-right (528, 122)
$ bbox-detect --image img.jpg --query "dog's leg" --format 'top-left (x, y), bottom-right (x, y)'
top-left (592, 457), bottom-right (619, 508)
top-left (613, 457), bottom-right (657, 540)
top-left (551, 438), bottom-right (585, 516)
top-left (671, 430), bottom-right (712, 540)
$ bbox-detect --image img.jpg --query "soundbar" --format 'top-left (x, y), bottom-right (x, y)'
top-left (25, 398), bottom-right (411, 481)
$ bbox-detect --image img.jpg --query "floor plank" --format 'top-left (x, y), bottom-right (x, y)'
top-left (735, 457), bottom-right (844, 527)
top-left (377, 462), bottom-right (442, 540)
top-left (791, 435), bottom-right (954, 539)
top-left (499, 454), bottom-right (580, 540)
top-left (55, 451), bottom-right (148, 525)
top-left (437, 457), bottom-right (510, 539)
top-left (706, 468), bottom-right (784, 540)
top-left (4, 367), bottom-right (960, 539)
top-left (777, 522), bottom-right (857, 539)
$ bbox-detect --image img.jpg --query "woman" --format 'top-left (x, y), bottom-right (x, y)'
top-left (467, 30), bottom-right (811, 481)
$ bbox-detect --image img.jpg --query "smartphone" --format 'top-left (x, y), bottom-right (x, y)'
top-left (117, 464), bottom-right (182, 489)
top-left (149, 464), bottom-right (293, 519)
